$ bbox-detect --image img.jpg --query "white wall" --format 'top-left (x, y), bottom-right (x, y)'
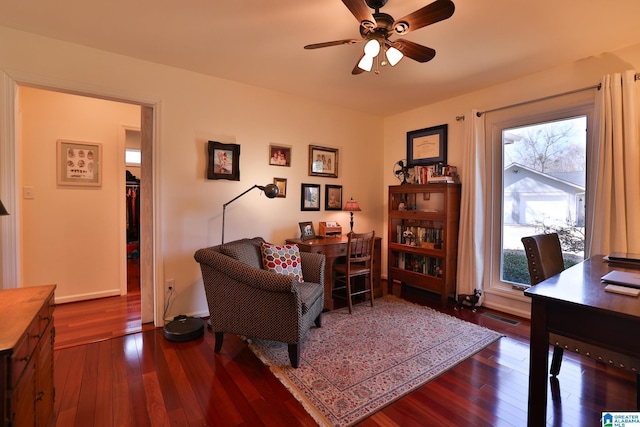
top-left (0, 26), bottom-right (384, 321)
top-left (19, 87), bottom-right (139, 301)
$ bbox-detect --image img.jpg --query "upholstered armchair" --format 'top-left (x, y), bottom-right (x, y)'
top-left (194, 237), bottom-right (325, 368)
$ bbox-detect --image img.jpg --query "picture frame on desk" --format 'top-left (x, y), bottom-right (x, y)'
top-left (298, 221), bottom-right (316, 241)
top-left (407, 124), bottom-right (447, 166)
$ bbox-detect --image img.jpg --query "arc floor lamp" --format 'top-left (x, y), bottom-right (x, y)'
top-left (221, 184), bottom-right (279, 244)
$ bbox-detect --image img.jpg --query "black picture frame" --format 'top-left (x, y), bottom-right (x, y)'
top-left (406, 124), bottom-right (448, 167)
top-left (309, 145), bottom-right (338, 178)
top-left (325, 184), bottom-right (342, 211)
top-left (301, 183), bottom-right (321, 211)
top-left (207, 141), bottom-right (240, 181)
top-left (298, 221), bottom-right (316, 241)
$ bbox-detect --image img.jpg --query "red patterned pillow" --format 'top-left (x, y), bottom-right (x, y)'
top-left (260, 243), bottom-right (304, 282)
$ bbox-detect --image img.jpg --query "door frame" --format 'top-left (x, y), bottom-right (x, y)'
top-left (0, 69), bottom-right (164, 326)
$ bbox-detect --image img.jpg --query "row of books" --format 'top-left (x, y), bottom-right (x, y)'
top-left (413, 164), bottom-right (458, 184)
top-left (396, 225), bottom-right (444, 247)
top-left (396, 253), bottom-right (443, 277)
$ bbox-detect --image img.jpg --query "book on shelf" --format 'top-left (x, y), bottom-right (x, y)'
top-left (413, 164), bottom-right (459, 184)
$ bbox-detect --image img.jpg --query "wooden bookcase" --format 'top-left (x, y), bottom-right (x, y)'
top-left (387, 183), bottom-right (461, 305)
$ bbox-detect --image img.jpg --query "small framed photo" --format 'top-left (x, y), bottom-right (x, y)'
top-left (301, 183), bottom-right (321, 211)
top-left (309, 145), bottom-right (338, 178)
top-left (57, 140), bottom-right (102, 187)
top-left (325, 184), bottom-right (342, 210)
top-left (207, 141), bottom-right (240, 181)
top-left (407, 124), bottom-right (448, 167)
top-left (273, 177), bottom-right (287, 198)
top-left (269, 145), bottom-right (291, 167)
top-left (298, 221), bottom-right (316, 241)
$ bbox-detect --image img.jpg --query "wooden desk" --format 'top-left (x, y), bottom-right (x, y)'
top-left (286, 236), bottom-right (382, 310)
top-left (524, 256), bottom-right (640, 426)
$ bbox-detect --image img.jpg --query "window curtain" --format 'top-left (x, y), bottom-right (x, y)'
top-left (456, 109), bottom-right (487, 300)
top-left (587, 70), bottom-right (640, 256)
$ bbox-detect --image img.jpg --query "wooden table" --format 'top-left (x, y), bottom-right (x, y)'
top-left (524, 256), bottom-right (640, 426)
top-left (286, 235), bottom-right (381, 310)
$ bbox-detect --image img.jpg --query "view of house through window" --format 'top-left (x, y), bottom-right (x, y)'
top-left (501, 116), bottom-right (587, 286)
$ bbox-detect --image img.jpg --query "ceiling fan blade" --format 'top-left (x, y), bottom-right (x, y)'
top-left (390, 39), bottom-right (436, 63)
top-left (304, 39), bottom-right (361, 49)
top-left (393, 0), bottom-right (455, 35)
top-left (342, 0), bottom-right (375, 26)
top-left (352, 52), bottom-right (366, 75)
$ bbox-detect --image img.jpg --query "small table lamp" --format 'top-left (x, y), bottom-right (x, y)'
top-left (0, 200), bottom-right (8, 216)
top-left (343, 198), bottom-right (361, 234)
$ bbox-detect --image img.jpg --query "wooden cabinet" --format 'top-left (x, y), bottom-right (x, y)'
top-left (0, 285), bottom-right (56, 427)
top-left (287, 236), bottom-right (382, 310)
top-left (388, 184), bottom-right (461, 305)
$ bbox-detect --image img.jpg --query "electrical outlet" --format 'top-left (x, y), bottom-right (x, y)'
top-left (166, 279), bottom-right (175, 292)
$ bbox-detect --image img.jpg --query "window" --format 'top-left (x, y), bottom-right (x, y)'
top-left (125, 148), bottom-right (141, 166)
top-left (485, 91), bottom-right (595, 295)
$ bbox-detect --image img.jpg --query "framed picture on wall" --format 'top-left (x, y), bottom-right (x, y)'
top-left (407, 124), bottom-right (448, 166)
top-left (301, 183), bottom-right (320, 211)
top-left (56, 140), bottom-right (102, 187)
top-left (273, 177), bottom-right (287, 198)
top-left (207, 141), bottom-right (240, 181)
top-left (309, 145), bottom-right (338, 178)
top-left (269, 144), bottom-right (291, 167)
top-left (325, 184), bottom-right (342, 210)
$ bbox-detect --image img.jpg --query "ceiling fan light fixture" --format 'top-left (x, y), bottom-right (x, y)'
top-left (386, 46), bottom-right (403, 66)
top-left (363, 39), bottom-right (381, 57)
top-left (358, 55), bottom-right (374, 72)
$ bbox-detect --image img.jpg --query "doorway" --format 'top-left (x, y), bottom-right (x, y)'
top-left (0, 73), bottom-right (157, 325)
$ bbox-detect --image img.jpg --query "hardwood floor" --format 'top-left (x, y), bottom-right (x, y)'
top-left (52, 285), bottom-right (636, 426)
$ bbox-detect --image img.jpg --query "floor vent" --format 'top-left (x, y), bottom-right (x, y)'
top-left (481, 312), bottom-right (520, 326)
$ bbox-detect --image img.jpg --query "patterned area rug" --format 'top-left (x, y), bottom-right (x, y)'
top-left (247, 296), bottom-right (502, 426)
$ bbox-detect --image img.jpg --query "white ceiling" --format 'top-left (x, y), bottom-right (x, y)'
top-left (2, 0), bottom-right (640, 116)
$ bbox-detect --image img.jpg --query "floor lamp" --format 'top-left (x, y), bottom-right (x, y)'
top-left (222, 184), bottom-right (279, 244)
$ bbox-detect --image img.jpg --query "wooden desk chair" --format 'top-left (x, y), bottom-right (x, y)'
top-left (521, 233), bottom-right (565, 376)
top-left (332, 231), bottom-right (375, 314)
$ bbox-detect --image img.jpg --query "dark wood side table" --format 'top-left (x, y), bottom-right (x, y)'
top-left (0, 284), bottom-right (56, 427)
top-left (286, 236), bottom-right (382, 310)
top-left (524, 256), bottom-right (640, 426)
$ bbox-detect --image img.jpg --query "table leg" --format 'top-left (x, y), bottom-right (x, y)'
top-left (528, 298), bottom-right (549, 426)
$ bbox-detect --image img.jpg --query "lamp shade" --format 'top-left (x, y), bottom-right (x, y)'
top-left (385, 46), bottom-right (404, 66)
top-left (343, 198), bottom-right (361, 234)
top-left (0, 199), bottom-right (8, 216)
top-left (343, 198), bottom-right (361, 212)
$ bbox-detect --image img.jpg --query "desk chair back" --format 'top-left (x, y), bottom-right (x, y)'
top-left (521, 233), bottom-right (565, 285)
top-left (521, 232), bottom-right (566, 376)
top-left (333, 231), bottom-right (375, 314)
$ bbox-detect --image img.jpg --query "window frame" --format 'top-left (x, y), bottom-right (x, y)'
top-left (483, 91), bottom-right (596, 299)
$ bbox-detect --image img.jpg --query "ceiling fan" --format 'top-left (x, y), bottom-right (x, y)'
top-left (304, 0), bottom-right (455, 74)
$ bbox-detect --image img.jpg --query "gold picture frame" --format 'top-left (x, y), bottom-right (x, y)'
top-left (309, 145), bottom-right (338, 178)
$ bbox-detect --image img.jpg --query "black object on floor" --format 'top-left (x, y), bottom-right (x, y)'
top-left (163, 315), bottom-right (204, 342)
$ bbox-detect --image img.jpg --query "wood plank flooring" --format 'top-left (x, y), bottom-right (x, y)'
top-left (52, 285), bottom-right (636, 426)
